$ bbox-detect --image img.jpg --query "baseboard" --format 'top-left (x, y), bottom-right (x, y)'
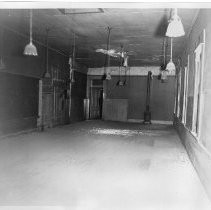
top-left (0, 128), bottom-right (38, 140)
top-left (151, 120), bottom-right (173, 125)
top-left (0, 116), bottom-right (38, 138)
top-left (127, 119), bottom-right (173, 125)
top-left (174, 117), bottom-right (211, 200)
top-left (127, 119), bottom-right (143, 123)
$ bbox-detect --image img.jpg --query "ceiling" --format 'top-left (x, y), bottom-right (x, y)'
top-left (0, 8), bottom-right (198, 68)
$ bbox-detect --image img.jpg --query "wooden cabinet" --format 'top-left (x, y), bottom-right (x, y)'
top-left (102, 99), bottom-right (128, 122)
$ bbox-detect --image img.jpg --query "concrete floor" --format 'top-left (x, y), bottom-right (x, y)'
top-left (0, 120), bottom-right (211, 210)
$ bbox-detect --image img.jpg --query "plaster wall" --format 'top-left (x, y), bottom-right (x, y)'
top-left (87, 68), bottom-right (175, 122)
top-left (0, 25), bottom-right (87, 135)
top-left (174, 9), bottom-right (211, 199)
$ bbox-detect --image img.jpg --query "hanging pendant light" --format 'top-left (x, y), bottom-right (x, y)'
top-left (68, 32), bottom-right (73, 81)
top-left (160, 37), bottom-right (168, 82)
top-left (24, 9), bottom-right (38, 56)
top-left (70, 32), bottom-right (76, 83)
top-left (44, 28), bottom-right (50, 78)
top-left (161, 37), bottom-right (166, 71)
top-left (166, 8), bottom-right (185, 38)
top-left (105, 27), bottom-right (112, 80)
top-left (117, 46), bottom-right (125, 86)
top-left (165, 37), bottom-right (176, 73)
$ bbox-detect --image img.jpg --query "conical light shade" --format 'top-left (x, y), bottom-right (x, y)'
top-left (166, 9), bottom-right (185, 37)
top-left (165, 37), bottom-right (175, 72)
top-left (24, 10), bottom-right (38, 56)
top-left (166, 59), bottom-right (176, 72)
top-left (71, 77), bottom-right (75, 83)
top-left (44, 72), bottom-right (51, 78)
top-left (24, 41), bottom-right (38, 56)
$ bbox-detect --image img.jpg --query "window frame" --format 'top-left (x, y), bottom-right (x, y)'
top-left (191, 42), bottom-right (205, 139)
top-left (176, 66), bottom-right (182, 118)
top-left (182, 55), bottom-right (189, 125)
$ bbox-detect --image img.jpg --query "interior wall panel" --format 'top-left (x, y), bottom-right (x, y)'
top-left (174, 9), bottom-right (211, 199)
top-left (70, 71), bottom-right (87, 122)
top-left (87, 74), bottom-right (175, 122)
top-left (0, 72), bottom-right (39, 135)
top-left (0, 25), bottom-right (70, 135)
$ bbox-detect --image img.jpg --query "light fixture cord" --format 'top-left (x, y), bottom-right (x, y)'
top-left (72, 32), bottom-right (76, 69)
top-left (29, 9), bottom-right (32, 43)
top-left (46, 28), bottom-right (49, 74)
top-left (163, 38), bottom-right (166, 65)
top-left (170, 37), bottom-right (173, 61)
top-left (174, 8), bottom-right (178, 16)
top-left (107, 27), bottom-right (111, 67)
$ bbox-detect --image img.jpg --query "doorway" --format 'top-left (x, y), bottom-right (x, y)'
top-left (90, 79), bottom-right (103, 119)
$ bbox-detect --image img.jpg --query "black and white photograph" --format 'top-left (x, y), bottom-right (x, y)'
top-left (0, 0), bottom-right (211, 209)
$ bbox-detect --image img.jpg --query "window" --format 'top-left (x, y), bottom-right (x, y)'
top-left (192, 43), bottom-right (205, 137)
top-left (176, 67), bottom-right (182, 118)
top-left (182, 55), bottom-right (189, 124)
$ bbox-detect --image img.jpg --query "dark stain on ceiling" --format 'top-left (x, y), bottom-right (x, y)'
top-left (0, 8), bottom-right (198, 68)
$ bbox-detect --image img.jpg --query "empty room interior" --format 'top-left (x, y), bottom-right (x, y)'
top-left (1, 2), bottom-right (211, 210)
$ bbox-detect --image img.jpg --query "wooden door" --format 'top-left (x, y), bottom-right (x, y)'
top-left (90, 87), bottom-right (103, 119)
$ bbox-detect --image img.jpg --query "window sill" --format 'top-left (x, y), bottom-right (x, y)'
top-left (189, 130), bottom-right (200, 142)
top-left (178, 119), bottom-right (200, 143)
top-left (182, 123), bottom-right (211, 158)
